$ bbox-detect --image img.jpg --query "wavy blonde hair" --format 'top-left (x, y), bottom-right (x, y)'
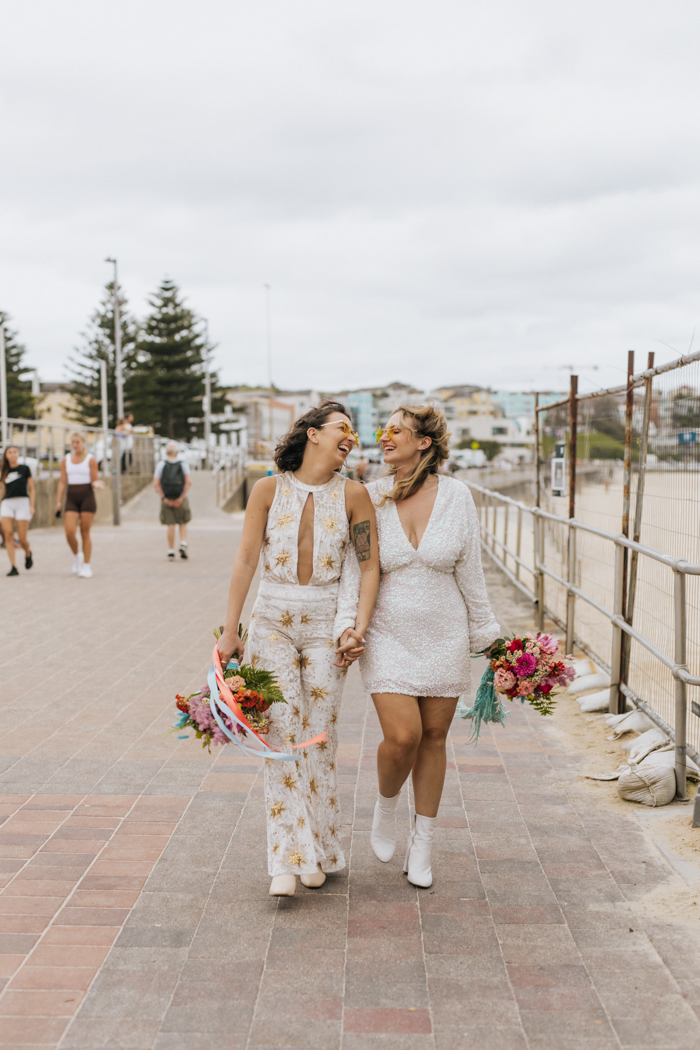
top-left (379, 403), bottom-right (450, 504)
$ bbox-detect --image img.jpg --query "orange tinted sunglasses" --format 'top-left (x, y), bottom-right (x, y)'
top-left (320, 419), bottom-right (360, 448)
top-left (375, 423), bottom-right (416, 443)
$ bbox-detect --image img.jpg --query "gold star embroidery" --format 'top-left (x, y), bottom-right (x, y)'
top-left (269, 802), bottom-right (285, 819)
top-left (288, 850), bottom-right (304, 867)
top-left (326, 639), bottom-right (335, 648)
top-left (308, 777), bottom-right (319, 796)
top-left (251, 654), bottom-right (260, 668)
top-left (282, 487), bottom-right (291, 495)
top-left (323, 516), bottom-right (338, 531)
top-left (269, 633), bottom-right (280, 643)
top-left (331, 489), bottom-right (341, 498)
top-left (317, 740), bottom-right (328, 753)
top-left (329, 796), bottom-right (338, 809)
top-left (320, 554), bottom-right (335, 571)
top-left (272, 843), bottom-right (279, 853)
top-left (263, 563), bottom-right (271, 573)
top-left (276, 550), bottom-right (292, 567)
top-left (330, 711), bottom-right (338, 725)
top-left (284, 732), bottom-right (297, 745)
top-left (279, 610), bottom-right (294, 628)
top-left (275, 513), bottom-right (294, 529)
top-left (297, 816), bottom-right (306, 828)
top-left (329, 854), bottom-right (338, 866)
top-left (309, 685), bottom-right (328, 703)
top-left (264, 536), bottom-right (270, 547)
top-left (329, 824), bottom-right (337, 836)
top-left (291, 704), bottom-right (300, 719)
top-left (300, 613), bottom-right (311, 625)
top-left (313, 830), bottom-right (320, 841)
top-left (302, 714), bottom-right (310, 731)
top-left (302, 750), bottom-right (309, 759)
top-left (294, 653), bottom-right (310, 671)
top-left (282, 772), bottom-right (297, 790)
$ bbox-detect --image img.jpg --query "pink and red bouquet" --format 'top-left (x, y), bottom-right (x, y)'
top-left (488, 632), bottom-right (574, 715)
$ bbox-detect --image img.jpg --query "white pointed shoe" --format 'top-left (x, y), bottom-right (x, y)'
top-left (269, 875), bottom-right (296, 896)
top-left (371, 791), bottom-right (401, 862)
top-left (300, 864), bottom-right (326, 888)
top-left (72, 552), bottom-right (84, 574)
top-left (404, 813), bottom-right (437, 888)
top-left (78, 563), bottom-right (93, 578)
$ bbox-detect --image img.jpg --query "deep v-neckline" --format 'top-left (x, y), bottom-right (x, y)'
top-left (392, 476), bottom-right (442, 552)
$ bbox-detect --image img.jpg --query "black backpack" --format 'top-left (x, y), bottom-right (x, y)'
top-left (160, 460), bottom-right (185, 499)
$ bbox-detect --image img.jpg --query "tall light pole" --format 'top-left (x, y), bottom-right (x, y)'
top-left (0, 326), bottom-right (7, 448)
top-left (203, 321), bottom-right (212, 460)
top-left (105, 257), bottom-right (124, 420)
top-left (264, 284), bottom-right (273, 449)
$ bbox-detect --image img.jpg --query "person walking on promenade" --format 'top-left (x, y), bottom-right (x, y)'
top-left (154, 442), bottom-right (192, 560)
top-left (356, 404), bottom-right (500, 888)
top-left (56, 433), bottom-right (101, 578)
top-left (215, 401), bottom-right (379, 898)
top-left (1, 445), bottom-right (35, 576)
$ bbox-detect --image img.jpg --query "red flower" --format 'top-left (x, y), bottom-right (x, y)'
top-left (507, 639), bottom-right (522, 653)
top-left (175, 695), bottom-right (190, 714)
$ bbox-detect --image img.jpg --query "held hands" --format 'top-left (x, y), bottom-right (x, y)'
top-left (216, 631), bottom-right (246, 669)
top-left (334, 627), bottom-right (366, 668)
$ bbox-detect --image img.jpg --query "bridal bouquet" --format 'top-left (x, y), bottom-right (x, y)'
top-left (458, 632), bottom-right (574, 743)
top-left (173, 626), bottom-right (285, 751)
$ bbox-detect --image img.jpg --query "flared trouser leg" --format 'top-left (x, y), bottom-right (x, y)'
top-left (248, 594), bottom-right (347, 877)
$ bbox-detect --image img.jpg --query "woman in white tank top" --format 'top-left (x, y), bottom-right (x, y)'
top-left (56, 432), bottom-right (101, 578)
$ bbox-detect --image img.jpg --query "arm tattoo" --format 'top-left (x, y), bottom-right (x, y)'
top-left (353, 520), bottom-right (371, 562)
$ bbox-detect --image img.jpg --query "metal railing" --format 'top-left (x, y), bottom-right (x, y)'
top-left (4, 417), bottom-right (156, 478)
top-left (467, 479), bottom-right (700, 798)
top-left (214, 447), bottom-right (246, 506)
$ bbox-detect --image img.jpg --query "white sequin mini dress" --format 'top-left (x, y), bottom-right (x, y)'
top-left (355, 475), bottom-right (500, 698)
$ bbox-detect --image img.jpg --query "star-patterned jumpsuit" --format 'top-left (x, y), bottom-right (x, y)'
top-left (247, 470), bottom-right (359, 877)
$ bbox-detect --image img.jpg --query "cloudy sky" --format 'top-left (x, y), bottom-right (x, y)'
top-left (2, 0), bottom-right (699, 395)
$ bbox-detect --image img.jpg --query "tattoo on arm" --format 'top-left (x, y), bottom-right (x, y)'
top-left (353, 520), bottom-right (371, 562)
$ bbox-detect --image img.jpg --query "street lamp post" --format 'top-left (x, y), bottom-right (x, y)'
top-left (105, 257), bottom-right (124, 421)
top-left (0, 326), bottom-right (7, 448)
top-left (264, 284), bottom-right (272, 448)
top-left (203, 322), bottom-right (212, 466)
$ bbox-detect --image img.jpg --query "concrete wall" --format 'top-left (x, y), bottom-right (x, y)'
top-left (30, 475), bottom-right (152, 529)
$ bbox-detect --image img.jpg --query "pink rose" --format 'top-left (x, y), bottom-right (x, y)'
top-left (494, 668), bottom-right (516, 692)
top-left (537, 634), bottom-right (559, 655)
top-left (225, 675), bottom-right (245, 691)
top-left (514, 653), bottom-right (537, 677)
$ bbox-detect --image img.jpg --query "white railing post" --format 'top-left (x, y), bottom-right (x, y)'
top-left (609, 541), bottom-right (625, 714)
top-left (674, 570), bottom-right (688, 800)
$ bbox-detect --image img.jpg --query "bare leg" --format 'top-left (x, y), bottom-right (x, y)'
top-left (411, 697), bottom-right (459, 817)
top-left (80, 513), bottom-right (94, 563)
top-left (16, 520), bottom-right (31, 555)
top-left (372, 693), bottom-right (423, 799)
top-left (1, 519), bottom-right (16, 568)
top-left (178, 524), bottom-right (188, 544)
top-left (64, 512), bottom-right (79, 555)
top-left (167, 524), bottom-right (175, 549)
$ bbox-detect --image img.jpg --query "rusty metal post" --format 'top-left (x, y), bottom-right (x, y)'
top-left (623, 351), bottom-right (654, 682)
top-left (619, 351), bottom-right (635, 688)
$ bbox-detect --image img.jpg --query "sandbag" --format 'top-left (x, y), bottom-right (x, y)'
top-left (625, 727), bottom-right (669, 762)
top-left (571, 658), bottom-right (593, 680)
top-left (577, 688), bottom-right (622, 713)
top-left (606, 710), bottom-right (655, 739)
top-left (617, 762), bottom-right (677, 806)
top-left (568, 671), bottom-right (611, 695)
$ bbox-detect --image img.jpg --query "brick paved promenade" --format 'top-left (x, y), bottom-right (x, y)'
top-left (2, 473), bottom-right (700, 1049)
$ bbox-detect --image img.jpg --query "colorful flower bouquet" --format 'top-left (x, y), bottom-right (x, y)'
top-left (173, 626), bottom-right (285, 751)
top-left (458, 632), bottom-right (574, 743)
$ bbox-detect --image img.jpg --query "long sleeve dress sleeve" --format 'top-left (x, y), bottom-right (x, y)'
top-left (333, 544), bottom-right (361, 647)
top-left (455, 489), bottom-right (501, 653)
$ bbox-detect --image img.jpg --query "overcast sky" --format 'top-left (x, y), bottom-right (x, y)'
top-left (2, 1), bottom-right (699, 396)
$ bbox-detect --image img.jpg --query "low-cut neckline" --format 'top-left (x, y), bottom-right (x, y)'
top-left (392, 475), bottom-right (442, 552)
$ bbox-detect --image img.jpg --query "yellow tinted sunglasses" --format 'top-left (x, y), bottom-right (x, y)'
top-left (320, 419), bottom-right (360, 448)
top-left (375, 423), bottom-right (416, 443)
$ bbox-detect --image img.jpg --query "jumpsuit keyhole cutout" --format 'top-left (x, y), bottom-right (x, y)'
top-left (296, 492), bottom-right (315, 586)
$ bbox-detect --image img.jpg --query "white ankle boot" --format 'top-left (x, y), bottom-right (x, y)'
top-left (269, 874), bottom-right (296, 896)
top-left (404, 813), bottom-right (437, 888)
top-left (371, 791), bottom-right (401, 862)
top-left (300, 864), bottom-right (326, 888)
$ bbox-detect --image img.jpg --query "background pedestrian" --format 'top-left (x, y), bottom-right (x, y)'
top-left (154, 441), bottom-right (192, 559)
top-left (1, 445), bottom-right (35, 576)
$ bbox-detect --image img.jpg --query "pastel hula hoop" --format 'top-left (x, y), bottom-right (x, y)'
top-left (207, 646), bottom-right (327, 761)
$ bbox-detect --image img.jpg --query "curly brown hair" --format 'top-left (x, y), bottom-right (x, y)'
top-left (273, 400), bottom-right (351, 473)
top-left (380, 403), bottom-right (450, 503)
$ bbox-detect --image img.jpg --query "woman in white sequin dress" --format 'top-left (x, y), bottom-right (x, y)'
top-left (342, 403), bottom-right (499, 888)
top-left (216, 401), bottom-right (378, 898)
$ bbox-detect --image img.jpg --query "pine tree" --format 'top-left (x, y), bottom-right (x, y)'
top-left (129, 278), bottom-right (225, 439)
top-left (66, 282), bottom-right (138, 428)
top-left (0, 312), bottom-right (38, 420)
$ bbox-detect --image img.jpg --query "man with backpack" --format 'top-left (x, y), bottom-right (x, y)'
top-left (154, 442), bottom-right (192, 560)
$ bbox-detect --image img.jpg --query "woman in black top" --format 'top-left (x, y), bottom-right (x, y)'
top-left (0, 445), bottom-right (35, 576)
